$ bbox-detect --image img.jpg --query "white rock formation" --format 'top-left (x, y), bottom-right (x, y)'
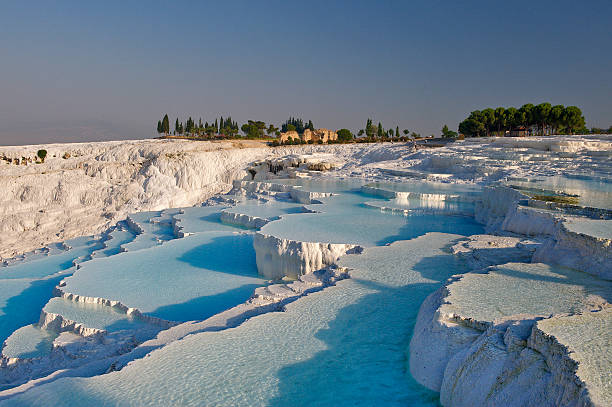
top-left (253, 232), bottom-right (360, 279)
top-left (451, 234), bottom-right (540, 270)
top-left (534, 219), bottom-right (612, 280)
top-left (1, 140), bottom-right (415, 260)
top-left (219, 211), bottom-right (269, 229)
top-left (410, 262), bottom-right (611, 406)
top-left (0, 139), bottom-right (271, 259)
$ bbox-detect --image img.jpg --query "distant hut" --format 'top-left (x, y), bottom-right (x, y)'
top-left (508, 126), bottom-right (530, 137)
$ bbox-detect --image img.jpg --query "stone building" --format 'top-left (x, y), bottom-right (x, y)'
top-left (279, 128), bottom-right (338, 144)
top-left (303, 128), bottom-right (338, 143)
top-left (279, 130), bottom-right (300, 143)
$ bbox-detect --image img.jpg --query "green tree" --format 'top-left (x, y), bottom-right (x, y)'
top-left (37, 149), bottom-right (47, 163)
top-left (504, 107), bottom-right (519, 131)
top-left (441, 124), bottom-right (458, 138)
top-left (561, 106), bottom-right (585, 134)
top-left (377, 122), bottom-right (384, 138)
top-left (157, 120), bottom-right (162, 134)
top-left (535, 102), bottom-right (552, 135)
top-left (267, 124), bottom-right (279, 136)
top-left (395, 126), bottom-right (400, 139)
top-left (403, 129), bottom-right (409, 136)
top-left (481, 108), bottom-right (495, 136)
top-left (337, 128), bottom-right (353, 142)
top-left (519, 103), bottom-right (535, 130)
top-left (550, 105), bottom-right (565, 134)
top-left (241, 120), bottom-right (267, 138)
top-left (494, 107), bottom-right (506, 133)
top-left (162, 114), bottom-right (170, 134)
top-left (459, 111), bottom-right (486, 137)
top-left (365, 119), bottom-right (374, 138)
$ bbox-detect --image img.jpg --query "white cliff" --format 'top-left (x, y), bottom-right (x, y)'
top-left (253, 232), bottom-right (360, 279)
top-left (410, 262), bottom-right (611, 406)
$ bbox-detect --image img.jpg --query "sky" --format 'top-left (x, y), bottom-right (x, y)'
top-left (1, 0), bottom-right (611, 145)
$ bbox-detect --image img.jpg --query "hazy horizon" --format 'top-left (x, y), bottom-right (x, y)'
top-left (1, 0), bottom-right (611, 146)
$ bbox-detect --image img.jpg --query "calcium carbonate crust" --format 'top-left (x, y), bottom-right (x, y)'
top-left (410, 274), bottom-right (608, 407)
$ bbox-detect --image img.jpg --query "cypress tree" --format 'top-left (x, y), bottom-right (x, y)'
top-left (157, 120), bottom-right (162, 134)
top-left (162, 114), bottom-right (170, 133)
top-left (377, 122), bottom-right (384, 138)
top-left (396, 126), bottom-right (400, 139)
top-left (175, 118), bottom-right (179, 133)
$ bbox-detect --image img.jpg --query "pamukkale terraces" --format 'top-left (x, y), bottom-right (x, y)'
top-left (1, 3), bottom-right (611, 406)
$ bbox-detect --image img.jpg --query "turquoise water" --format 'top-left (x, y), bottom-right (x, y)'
top-left (173, 205), bottom-right (246, 235)
top-left (363, 198), bottom-right (475, 216)
top-left (0, 233), bottom-right (465, 406)
top-left (365, 180), bottom-right (482, 195)
top-left (222, 199), bottom-right (306, 219)
top-left (264, 177), bottom-right (366, 192)
top-left (0, 236), bottom-right (101, 346)
top-left (44, 298), bottom-right (160, 338)
top-left (122, 211), bottom-right (176, 252)
top-left (62, 232), bottom-right (265, 322)
top-left (506, 175), bottom-right (612, 209)
top-left (90, 225), bottom-right (136, 259)
top-left (0, 176), bottom-right (491, 405)
top-left (261, 191), bottom-right (483, 246)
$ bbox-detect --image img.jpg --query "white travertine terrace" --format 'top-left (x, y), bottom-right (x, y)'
top-left (410, 263), bottom-right (611, 406)
top-left (0, 135), bottom-right (611, 405)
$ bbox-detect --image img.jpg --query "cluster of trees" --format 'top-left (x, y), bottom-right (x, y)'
top-left (156, 115), bottom-right (240, 138)
top-left (357, 119), bottom-right (418, 141)
top-left (441, 125), bottom-right (458, 138)
top-left (240, 120), bottom-right (279, 139)
top-left (156, 107), bottom-right (600, 145)
top-left (458, 103), bottom-right (586, 137)
top-left (281, 117), bottom-right (314, 134)
top-left (589, 125), bottom-right (612, 134)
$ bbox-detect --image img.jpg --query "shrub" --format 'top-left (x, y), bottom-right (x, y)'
top-left (37, 149), bottom-right (47, 162)
top-left (337, 128), bottom-right (353, 142)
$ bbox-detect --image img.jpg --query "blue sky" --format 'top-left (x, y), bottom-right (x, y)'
top-left (1, 0), bottom-right (611, 144)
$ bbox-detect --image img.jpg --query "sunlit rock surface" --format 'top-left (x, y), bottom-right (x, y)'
top-left (0, 233), bottom-right (470, 406)
top-left (410, 262), bottom-right (611, 406)
top-left (533, 307), bottom-right (612, 407)
top-left (0, 135), bottom-right (610, 405)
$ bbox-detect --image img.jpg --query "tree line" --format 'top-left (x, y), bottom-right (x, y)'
top-left (156, 108), bottom-right (603, 143)
top-left (281, 117), bottom-right (314, 134)
top-left (355, 119), bottom-right (419, 141)
top-left (157, 115), bottom-right (240, 138)
top-left (458, 103), bottom-right (586, 137)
